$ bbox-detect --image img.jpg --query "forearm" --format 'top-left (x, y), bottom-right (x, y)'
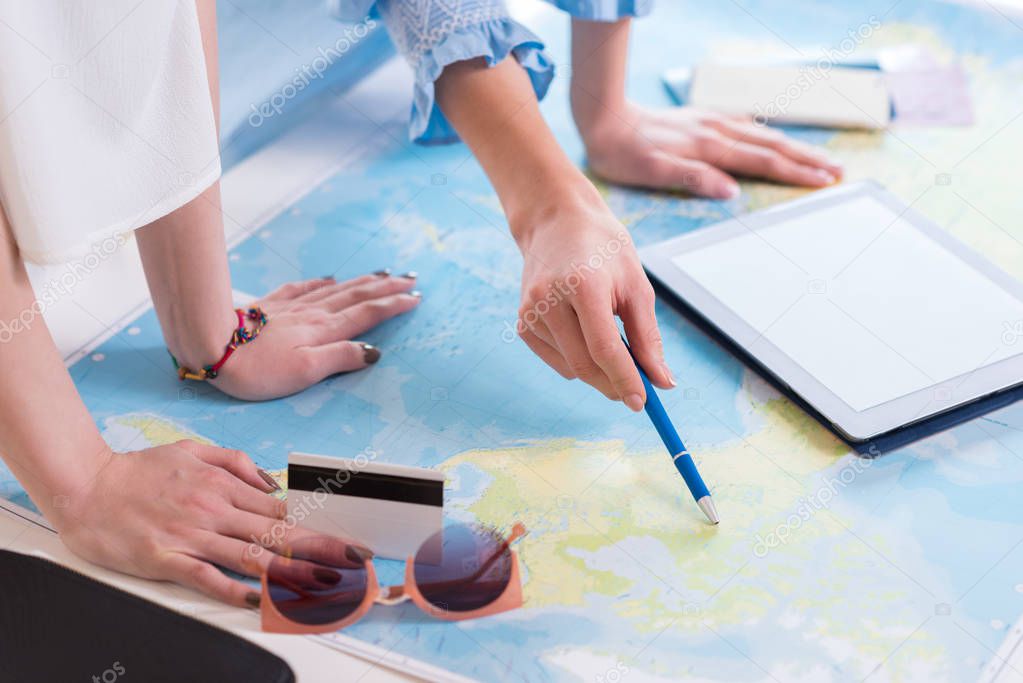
top-left (135, 188), bottom-right (237, 373)
top-left (135, 0), bottom-right (234, 375)
top-left (0, 209), bottom-right (110, 522)
top-left (435, 57), bottom-right (600, 248)
top-left (569, 17), bottom-right (631, 140)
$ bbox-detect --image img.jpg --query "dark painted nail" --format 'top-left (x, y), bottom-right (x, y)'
top-left (245, 591), bottom-right (261, 608)
top-left (345, 544), bottom-right (374, 565)
top-left (361, 343), bottom-right (381, 365)
top-left (373, 268), bottom-right (391, 277)
top-left (313, 567), bottom-right (342, 585)
top-left (400, 271), bottom-right (418, 280)
top-left (257, 469), bottom-right (281, 492)
top-left (321, 274), bottom-right (336, 281)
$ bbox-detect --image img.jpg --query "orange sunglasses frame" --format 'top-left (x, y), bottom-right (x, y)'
top-left (260, 522), bottom-right (526, 633)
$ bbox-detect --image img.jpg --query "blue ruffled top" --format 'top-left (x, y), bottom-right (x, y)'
top-left (330, 0), bottom-right (651, 144)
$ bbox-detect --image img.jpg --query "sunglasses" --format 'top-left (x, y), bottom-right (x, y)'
top-left (256, 522), bottom-right (527, 633)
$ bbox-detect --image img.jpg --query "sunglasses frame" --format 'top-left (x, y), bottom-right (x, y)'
top-left (260, 522), bottom-right (525, 634)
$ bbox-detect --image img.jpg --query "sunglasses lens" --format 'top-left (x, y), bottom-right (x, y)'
top-left (266, 544), bottom-right (368, 626)
top-left (412, 523), bottom-right (513, 613)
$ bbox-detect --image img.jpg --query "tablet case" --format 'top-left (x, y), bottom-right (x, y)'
top-left (649, 276), bottom-right (1023, 457)
top-left (0, 550), bottom-right (295, 683)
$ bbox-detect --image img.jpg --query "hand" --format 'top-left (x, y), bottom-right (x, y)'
top-left (513, 186), bottom-right (675, 411)
top-left (54, 440), bottom-right (370, 607)
top-left (210, 272), bottom-right (421, 400)
top-left (578, 103), bottom-right (844, 199)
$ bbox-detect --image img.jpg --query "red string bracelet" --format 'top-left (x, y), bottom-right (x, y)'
top-left (170, 306), bottom-right (269, 381)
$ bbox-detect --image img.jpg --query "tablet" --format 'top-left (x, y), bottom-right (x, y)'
top-left (640, 181), bottom-right (1023, 442)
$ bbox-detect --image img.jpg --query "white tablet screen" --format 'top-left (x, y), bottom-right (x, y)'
top-left (671, 195), bottom-right (1023, 412)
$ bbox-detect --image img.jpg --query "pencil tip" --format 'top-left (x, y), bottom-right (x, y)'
top-left (697, 496), bottom-right (720, 525)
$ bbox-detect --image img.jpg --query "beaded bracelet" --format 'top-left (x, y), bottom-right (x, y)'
top-left (171, 306), bottom-right (269, 381)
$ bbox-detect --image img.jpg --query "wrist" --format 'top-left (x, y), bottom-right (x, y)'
top-left (507, 172), bottom-right (605, 251)
top-left (40, 440), bottom-right (115, 532)
top-left (166, 305), bottom-right (239, 375)
top-left (570, 82), bottom-right (629, 144)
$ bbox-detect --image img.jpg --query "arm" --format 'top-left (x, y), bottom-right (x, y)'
top-left (138, 0), bottom-right (420, 401)
top-left (436, 57), bottom-right (675, 409)
top-left (569, 17), bottom-right (843, 198)
top-left (0, 0), bottom-right (383, 606)
top-left (0, 200), bottom-right (289, 606)
top-left (360, 0), bottom-right (669, 405)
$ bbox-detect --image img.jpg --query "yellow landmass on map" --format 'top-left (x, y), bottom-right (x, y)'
top-left (437, 382), bottom-right (948, 678)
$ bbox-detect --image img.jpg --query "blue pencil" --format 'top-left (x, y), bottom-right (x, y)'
top-left (621, 335), bottom-right (719, 524)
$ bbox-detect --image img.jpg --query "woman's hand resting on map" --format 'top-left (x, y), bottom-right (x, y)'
top-left (568, 20), bottom-right (842, 199)
top-left (55, 440), bottom-right (371, 607)
top-left (210, 272), bottom-right (421, 401)
top-left (575, 103), bottom-right (845, 199)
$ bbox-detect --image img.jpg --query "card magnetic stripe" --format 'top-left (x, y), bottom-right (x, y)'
top-left (288, 465), bottom-right (444, 507)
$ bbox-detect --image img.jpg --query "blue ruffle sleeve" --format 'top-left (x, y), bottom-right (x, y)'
top-left (330, 0), bottom-right (554, 145)
top-left (409, 18), bottom-right (553, 144)
top-left (543, 0), bottom-right (653, 21)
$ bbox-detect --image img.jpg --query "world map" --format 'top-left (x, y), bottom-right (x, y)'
top-left (3, 1), bottom-right (1023, 681)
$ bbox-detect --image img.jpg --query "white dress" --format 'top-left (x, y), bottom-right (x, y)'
top-left (0, 0), bottom-right (220, 264)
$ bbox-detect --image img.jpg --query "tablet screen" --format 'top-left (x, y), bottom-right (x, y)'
top-left (671, 194), bottom-right (1023, 412)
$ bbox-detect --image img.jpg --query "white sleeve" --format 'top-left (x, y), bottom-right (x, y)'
top-left (0, 0), bottom-right (221, 264)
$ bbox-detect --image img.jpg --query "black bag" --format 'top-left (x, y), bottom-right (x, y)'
top-left (0, 550), bottom-right (295, 683)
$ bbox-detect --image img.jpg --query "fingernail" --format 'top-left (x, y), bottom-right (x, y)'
top-left (624, 393), bottom-right (645, 412)
top-left (245, 591), bottom-right (261, 608)
top-left (408, 290), bottom-right (422, 299)
top-left (724, 183), bottom-right (741, 200)
top-left (816, 170), bottom-right (836, 185)
top-left (321, 274), bottom-right (335, 281)
top-left (313, 567), bottom-right (342, 585)
top-left (361, 343), bottom-right (381, 364)
top-left (661, 363), bottom-right (677, 388)
top-left (345, 545), bottom-right (374, 564)
top-left (373, 268), bottom-right (391, 277)
top-left (400, 271), bottom-right (418, 280)
top-left (257, 469), bottom-right (281, 492)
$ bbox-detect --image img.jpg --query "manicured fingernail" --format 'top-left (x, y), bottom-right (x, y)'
top-left (257, 469), bottom-right (281, 492)
top-left (661, 363), bottom-right (677, 388)
top-left (361, 343), bottom-right (381, 364)
top-left (321, 275), bottom-right (335, 281)
top-left (346, 545), bottom-right (374, 564)
top-left (373, 268), bottom-right (390, 277)
top-left (245, 591), bottom-right (261, 608)
top-left (400, 271), bottom-right (418, 280)
top-left (313, 567), bottom-right (342, 585)
top-left (624, 393), bottom-right (645, 412)
top-left (816, 170), bottom-right (836, 185)
top-left (724, 183), bottom-right (741, 200)
top-left (408, 290), bottom-right (422, 298)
